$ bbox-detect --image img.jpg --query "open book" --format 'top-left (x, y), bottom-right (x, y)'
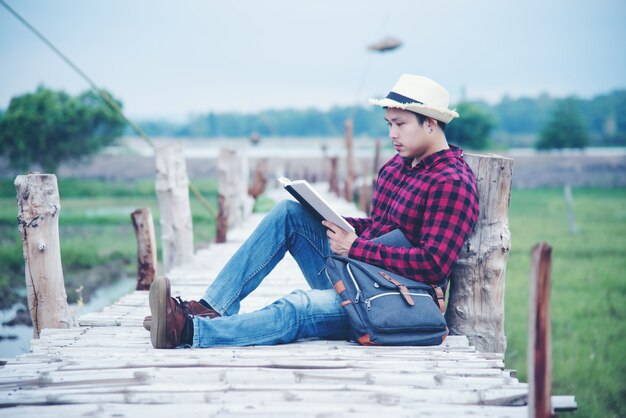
top-left (279, 177), bottom-right (356, 233)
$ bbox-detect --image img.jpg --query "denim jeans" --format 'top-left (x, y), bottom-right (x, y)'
top-left (192, 200), bottom-right (350, 347)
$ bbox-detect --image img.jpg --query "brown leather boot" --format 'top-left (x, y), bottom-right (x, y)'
top-left (143, 299), bottom-right (219, 331)
top-left (149, 276), bottom-right (195, 349)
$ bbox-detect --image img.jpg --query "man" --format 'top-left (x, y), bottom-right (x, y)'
top-left (148, 74), bottom-right (479, 349)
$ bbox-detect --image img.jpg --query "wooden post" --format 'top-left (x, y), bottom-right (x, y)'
top-left (15, 173), bottom-right (76, 338)
top-left (217, 148), bottom-right (255, 239)
top-left (155, 144), bottom-right (194, 273)
top-left (528, 243), bottom-right (553, 418)
top-left (239, 149), bottom-right (254, 220)
top-left (358, 181), bottom-right (373, 216)
top-left (357, 160), bottom-right (374, 216)
top-left (216, 194), bottom-right (228, 244)
top-left (131, 208), bottom-right (157, 290)
top-left (217, 149), bottom-right (235, 243)
top-left (248, 158), bottom-right (268, 199)
top-left (344, 119), bottom-right (355, 202)
top-left (446, 153), bottom-right (513, 353)
top-left (563, 185), bottom-right (579, 234)
top-left (328, 156), bottom-right (339, 196)
top-left (373, 138), bottom-right (381, 176)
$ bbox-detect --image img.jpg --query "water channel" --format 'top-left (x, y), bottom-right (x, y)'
top-left (0, 277), bottom-right (136, 358)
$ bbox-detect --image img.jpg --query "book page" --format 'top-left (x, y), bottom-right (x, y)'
top-left (279, 178), bottom-right (355, 233)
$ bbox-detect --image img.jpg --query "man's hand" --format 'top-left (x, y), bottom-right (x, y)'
top-left (323, 220), bottom-right (358, 257)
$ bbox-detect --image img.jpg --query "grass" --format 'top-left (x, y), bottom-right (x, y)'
top-left (505, 188), bottom-right (626, 418)
top-left (1, 179), bottom-right (624, 416)
top-left (0, 178), bottom-right (219, 307)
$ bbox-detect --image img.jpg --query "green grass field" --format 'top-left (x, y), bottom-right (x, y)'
top-left (505, 188), bottom-right (626, 418)
top-left (0, 180), bottom-right (624, 416)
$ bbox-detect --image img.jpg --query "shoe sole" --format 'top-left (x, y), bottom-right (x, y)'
top-left (149, 276), bottom-right (168, 348)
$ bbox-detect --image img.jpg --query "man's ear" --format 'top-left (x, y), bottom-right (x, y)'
top-left (425, 117), bottom-right (438, 130)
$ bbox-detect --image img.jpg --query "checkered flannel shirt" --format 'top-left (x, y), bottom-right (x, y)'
top-left (345, 145), bottom-right (479, 285)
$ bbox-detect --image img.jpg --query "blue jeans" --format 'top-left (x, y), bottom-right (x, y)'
top-left (192, 200), bottom-right (350, 347)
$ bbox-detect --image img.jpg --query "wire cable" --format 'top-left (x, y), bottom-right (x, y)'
top-left (0, 0), bottom-right (217, 217)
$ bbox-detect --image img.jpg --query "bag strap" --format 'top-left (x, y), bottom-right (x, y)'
top-left (432, 285), bottom-right (446, 313)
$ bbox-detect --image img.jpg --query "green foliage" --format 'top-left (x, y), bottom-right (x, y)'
top-left (0, 86), bottom-right (125, 173)
top-left (536, 98), bottom-right (590, 150)
top-left (578, 90), bottom-right (626, 146)
top-left (136, 106), bottom-right (388, 138)
top-left (129, 90), bottom-right (626, 147)
top-left (445, 102), bottom-right (495, 149)
top-left (492, 94), bottom-right (555, 134)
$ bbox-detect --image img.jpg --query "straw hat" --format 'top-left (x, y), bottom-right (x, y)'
top-left (369, 74), bottom-right (459, 123)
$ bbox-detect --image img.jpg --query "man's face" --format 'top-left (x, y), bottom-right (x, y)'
top-left (384, 108), bottom-right (433, 162)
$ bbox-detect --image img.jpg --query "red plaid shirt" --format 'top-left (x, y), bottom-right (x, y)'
top-left (345, 145), bottom-right (479, 285)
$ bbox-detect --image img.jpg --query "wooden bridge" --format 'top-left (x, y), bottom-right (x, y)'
top-left (2, 144), bottom-right (578, 417)
top-left (0, 182), bottom-right (533, 417)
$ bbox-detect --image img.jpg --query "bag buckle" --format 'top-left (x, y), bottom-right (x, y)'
top-left (379, 272), bottom-right (414, 306)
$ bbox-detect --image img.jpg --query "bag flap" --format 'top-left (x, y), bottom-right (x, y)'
top-left (327, 256), bottom-right (438, 291)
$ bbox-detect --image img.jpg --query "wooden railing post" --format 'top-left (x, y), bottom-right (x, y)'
top-left (216, 148), bottom-right (254, 243)
top-left (15, 173), bottom-right (76, 338)
top-left (217, 149), bottom-right (235, 243)
top-left (563, 185), bottom-right (579, 234)
top-left (131, 208), bottom-right (157, 290)
top-left (528, 242), bottom-right (553, 418)
top-left (328, 156), bottom-right (339, 196)
top-left (343, 119), bottom-right (355, 202)
top-left (248, 158), bottom-right (268, 199)
top-left (372, 138), bottom-right (381, 175)
top-left (446, 153), bottom-right (513, 353)
top-left (155, 144), bottom-right (194, 272)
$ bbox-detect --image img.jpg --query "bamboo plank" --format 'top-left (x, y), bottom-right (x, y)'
top-left (0, 382), bottom-right (528, 406)
top-left (0, 402), bottom-right (527, 418)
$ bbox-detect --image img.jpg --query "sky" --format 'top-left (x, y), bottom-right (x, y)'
top-left (1, 0), bottom-right (625, 121)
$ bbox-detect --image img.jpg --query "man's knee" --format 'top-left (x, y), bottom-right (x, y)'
top-left (274, 199), bottom-right (303, 214)
top-left (281, 289), bottom-right (338, 315)
top-left (269, 199), bottom-right (308, 222)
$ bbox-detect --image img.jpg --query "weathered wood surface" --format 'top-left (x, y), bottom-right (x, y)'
top-left (14, 174), bottom-right (76, 338)
top-left (155, 144), bottom-right (194, 272)
top-left (446, 153), bottom-right (513, 353)
top-left (343, 119), bottom-right (355, 201)
top-left (528, 243), bottom-right (553, 418)
top-left (0, 187), bottom-right (528, 417)
top-left (130, 208), bottom-right (157, 290)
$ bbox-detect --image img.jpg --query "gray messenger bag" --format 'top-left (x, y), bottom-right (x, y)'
top-left (324, 230), bottom-right (448, 346)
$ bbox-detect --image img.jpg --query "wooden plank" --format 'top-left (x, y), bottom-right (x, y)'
top-left (0, 403), bottom-right (528, 418)
top-left (0, 383), bottom-right (528, 406)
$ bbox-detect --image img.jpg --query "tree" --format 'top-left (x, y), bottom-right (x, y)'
top-left (536, 97), bottom-right (590, 150)
top-left (0, 86), bottom-right (125, 173)
top-left (445, 102), bottom-right (495, 149)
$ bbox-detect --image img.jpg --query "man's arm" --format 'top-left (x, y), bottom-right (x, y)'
top-left (347, 179), bottom-right (478, 284)
top-left (343, 216), bottom-right (372, 236)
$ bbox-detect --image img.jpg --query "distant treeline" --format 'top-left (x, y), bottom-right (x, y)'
top-left (130, 89), bottom-right (623, 147)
